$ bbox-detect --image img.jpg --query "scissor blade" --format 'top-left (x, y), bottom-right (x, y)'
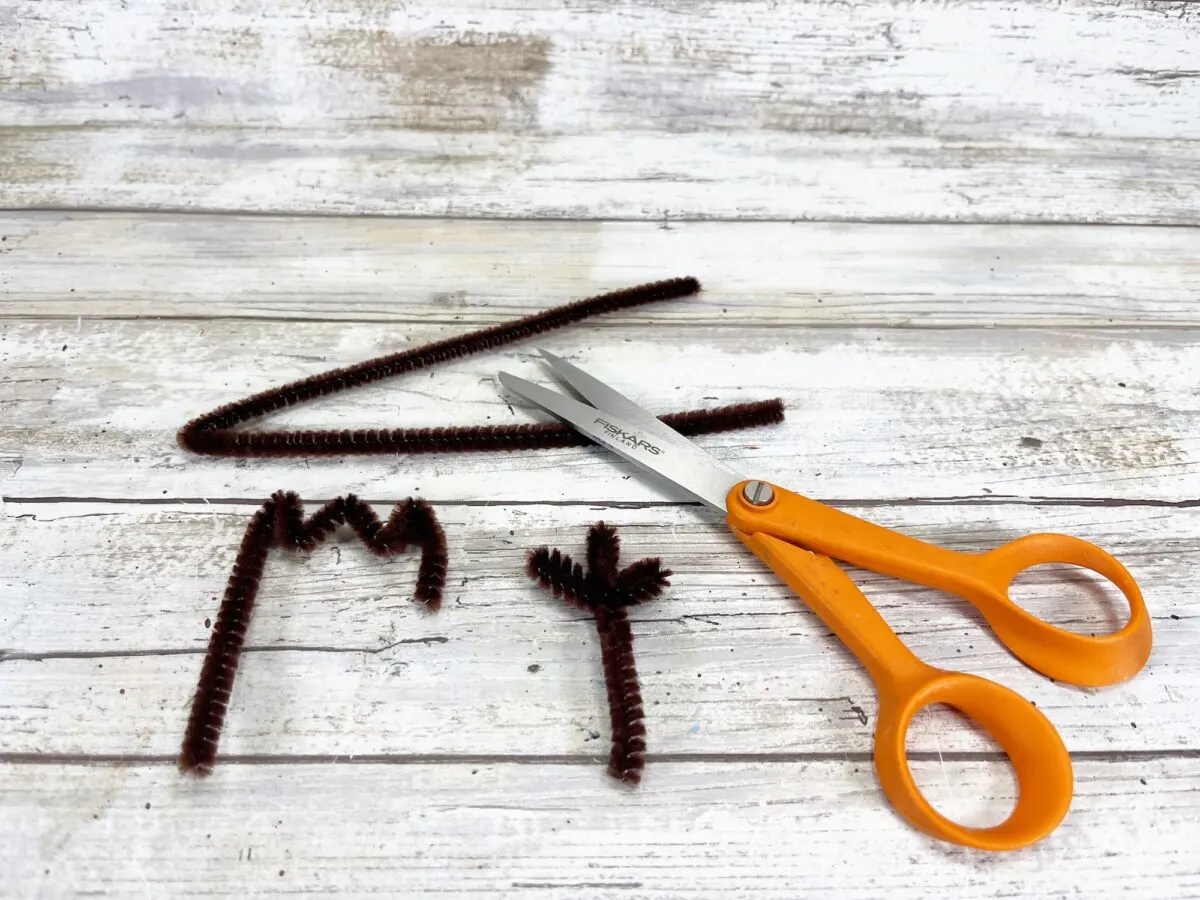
top-left (496, 371), bottom-right (745, 510)
top-left (537, 349), bottom-right (679, 438)
top-left (536, 349), bottom-right (748, 471)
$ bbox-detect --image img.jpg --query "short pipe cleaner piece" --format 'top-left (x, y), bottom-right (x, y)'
top-left (179, 491), bottom-right (448, 777)
top-left (526, 522), bottom-right (671, 786)
top-left (176, 277), bottom-right (785, 457)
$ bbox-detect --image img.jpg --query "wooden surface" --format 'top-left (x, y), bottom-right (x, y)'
top-left (3, 1), bottom-right (1199, 897)
top-left (4, 0), bottom-right (1200, 223)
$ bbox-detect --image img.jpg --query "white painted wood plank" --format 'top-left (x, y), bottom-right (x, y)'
top-left (3, 1), bottom-right (1200, 222)
top-left (2, 759), bottom-right (1197, 898)
top-left (0, 501), bottom-right (1190, 757)
top-left (3, 213), bottom-right (1200, 326)
top-left (2, 320), bottom-right (1197, 501)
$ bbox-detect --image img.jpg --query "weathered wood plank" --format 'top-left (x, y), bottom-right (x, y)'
top-left (2, 759), bottom-right (1197, 898)
top-left (5, 0), bottom-right (1197, 890)
top-left (3, 213), bottom-right (1200, 326)
top-left (2, 320), bottom-right (1197, 501)
top-left (0, 501), bottom-right (1190, 757)
top-left (2, 1), bottom-right (1199, 222)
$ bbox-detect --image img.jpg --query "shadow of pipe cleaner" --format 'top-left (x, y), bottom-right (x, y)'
top-left (179, 491), bottom-right (447, 777)
top-left (526, 522), bottom-right (671, 786)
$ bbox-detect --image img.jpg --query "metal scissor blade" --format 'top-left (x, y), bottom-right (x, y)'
top-left (496, 371), bottom-right (746, 511)
top-left (536, 348), bottom-right (678, 438)
top-left (535, 349), bottom-right (746, 471)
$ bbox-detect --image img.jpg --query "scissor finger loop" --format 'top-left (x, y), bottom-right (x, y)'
top-left (973, 533), bottom-right (1153, 687)
top-left (874, 667), bottom-right (1074, 852)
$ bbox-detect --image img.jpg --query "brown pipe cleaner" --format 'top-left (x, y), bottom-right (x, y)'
top-left (179, 491), bottom-right (447, 776)
top-left (176, 277), bottom-right (785, 457)
top-left (526, 523), bottom-right (671, 785)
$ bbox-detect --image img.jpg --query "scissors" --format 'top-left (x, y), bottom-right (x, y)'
top-left (497, 350), bottom-right (1152, 852)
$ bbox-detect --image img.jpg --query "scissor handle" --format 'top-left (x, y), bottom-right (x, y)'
top-left (732, 529), bottom-right (1073, 851)
top-left (873, 664), bottom-right (1072, 852)
top-left (726, 482), bottom-right (1152, 687)
top-left (972, 533), bottom-right (1151, 686)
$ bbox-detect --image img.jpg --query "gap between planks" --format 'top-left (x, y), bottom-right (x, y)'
top-left (6, 496), bottom-right (1200, 509)
top-left (19, 315), bottom-right (1200, 333)
top-left (3, 749), bottom-right (1196, 766)
top-left (9, 205), bottom-right (1200, 229)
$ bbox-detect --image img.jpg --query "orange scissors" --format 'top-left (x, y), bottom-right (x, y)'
top-left (497, 350), bottom-right (1152, 852)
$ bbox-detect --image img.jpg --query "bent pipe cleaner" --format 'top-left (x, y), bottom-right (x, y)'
top-left (526, 522), bottom-right (671, 786)
top-left (179, 491), bottom-right (448, 777)
top-left (177, 277), bottom-right (785, 457)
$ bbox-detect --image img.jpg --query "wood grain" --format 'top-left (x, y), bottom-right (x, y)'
top-left (3, 213), bottom-right (1200, 326)
top-left (0, 501), bottom-right (1190, 757)
top-left (2, 319), bottom-right (1197, 502)
top-left (2, 760), bottom-right (1196, 898)
top-left (2, 1), bottom-right (1200, 222)
top-left (4, 0), bottom-right (1198, 888)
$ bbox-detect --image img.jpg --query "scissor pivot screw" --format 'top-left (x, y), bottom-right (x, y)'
top-left (742, 481), bottom-right (775, 506)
